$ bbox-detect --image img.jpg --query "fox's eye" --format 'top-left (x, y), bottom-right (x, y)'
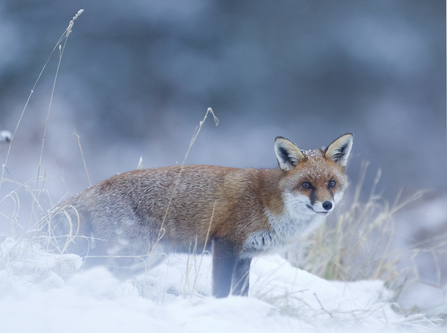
top-left (302, 182), bottom-right (311, 189)
top-left (328, 180), bottom-right (336, 188)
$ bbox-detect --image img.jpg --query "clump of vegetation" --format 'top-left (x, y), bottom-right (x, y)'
top-left (288, 161), bottom-right (426, 294)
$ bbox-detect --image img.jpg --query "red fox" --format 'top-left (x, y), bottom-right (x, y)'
top-left (47, 133), bottom-right (353, 298)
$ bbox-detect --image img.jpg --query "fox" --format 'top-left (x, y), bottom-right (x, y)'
top-left (46, 133), bottom-right (353, 298)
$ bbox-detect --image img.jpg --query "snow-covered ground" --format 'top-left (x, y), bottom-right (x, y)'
top-left (393, 194), bottom-right (447, 316)
top-left (0, 238), bottom-right (442, 333)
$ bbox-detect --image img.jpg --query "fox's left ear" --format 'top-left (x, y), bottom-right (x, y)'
top-left (325, 133), bottom-right (353, 167)
top-left (274, 137), bottom-right (305, 171)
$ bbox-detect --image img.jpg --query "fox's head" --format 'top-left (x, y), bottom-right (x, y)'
top-left (274, 133), bottom-right (353, 218)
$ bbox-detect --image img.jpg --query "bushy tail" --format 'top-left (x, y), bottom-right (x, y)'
top-left (40, 197), bottom-right (93, 256)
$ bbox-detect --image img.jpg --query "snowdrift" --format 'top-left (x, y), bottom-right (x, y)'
top-left (0, 238), bottom-right (438, 332)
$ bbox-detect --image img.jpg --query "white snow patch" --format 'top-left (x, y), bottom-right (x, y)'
top-left (0, 238), bottom-right (439, 333)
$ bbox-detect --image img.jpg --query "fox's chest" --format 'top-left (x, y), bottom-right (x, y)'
top-left (241, 210), bottom-right (324, 256)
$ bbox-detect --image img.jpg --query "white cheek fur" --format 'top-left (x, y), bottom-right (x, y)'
top-left (334, 191), bottom-right (344, 204)
top-left (242, 193), bottom-right (326, 255)
top-left (284, 192), bottom-right (315, 218)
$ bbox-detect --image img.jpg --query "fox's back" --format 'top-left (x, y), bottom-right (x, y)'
top-left (58, 165), bottom-right (274, 254)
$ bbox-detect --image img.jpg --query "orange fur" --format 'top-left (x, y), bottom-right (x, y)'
top-left (47, 133), bottom-right (353, 297)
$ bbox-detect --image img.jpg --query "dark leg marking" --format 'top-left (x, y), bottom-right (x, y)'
top-left (231, 257), bottom-right (252, 296)
top-left (212, 238), bottom-right (239, 298)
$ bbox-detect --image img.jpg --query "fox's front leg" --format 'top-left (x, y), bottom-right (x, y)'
top-left (212, 238), bottom-right (239, 298)
top-left (231, 257), bottom-right (252, 296)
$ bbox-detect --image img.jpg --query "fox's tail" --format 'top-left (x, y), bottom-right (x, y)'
top-left (41, 197), bottom-right (93, 256)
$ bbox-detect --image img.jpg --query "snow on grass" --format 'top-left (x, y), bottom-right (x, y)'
top-left (0, 238), bottom-right (441, 333)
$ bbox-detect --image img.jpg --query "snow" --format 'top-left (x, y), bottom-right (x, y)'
top-left (393, 195), bottom-right (447, 313)
top-left (0, 238), bottom-right (442, 333)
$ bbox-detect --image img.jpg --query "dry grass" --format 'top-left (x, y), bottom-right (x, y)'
top-left (287, 160), bottom-right (428, 298)
top-left (0, 9), bottom-right (87, 289)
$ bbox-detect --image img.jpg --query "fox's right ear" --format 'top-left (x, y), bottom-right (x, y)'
top-left (274, 137), bottom-right (305, 171)
top-left (325, 133), bottom-right (354, 167)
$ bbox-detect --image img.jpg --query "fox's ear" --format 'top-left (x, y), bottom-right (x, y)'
top-left (274, 137), bottom-right (305, 171)
top-left (325, 133), bottom-right (353, 167)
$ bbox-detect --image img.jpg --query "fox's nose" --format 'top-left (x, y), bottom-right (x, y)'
top-left (322, 201), bottom-right (333, 211)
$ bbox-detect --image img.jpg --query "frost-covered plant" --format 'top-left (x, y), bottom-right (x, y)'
top-left (288, 161), bottom-right (425, 291)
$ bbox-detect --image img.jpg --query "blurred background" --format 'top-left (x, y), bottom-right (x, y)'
top-left (0, 0), bottom-right (445, 308)
top-left (0, 0), bottom-right (445, 199)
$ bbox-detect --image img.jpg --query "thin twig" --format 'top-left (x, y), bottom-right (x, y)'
top-left (192, 200), bottom-right (217, 294)
top-left (73, 130), bottom-right (91, 187)
top-left (155, 108), bottom-right (218, 245)
top-left (1, 10), bottom-right (84, 191)
top-left (313, 293), bottom-right (333, 318)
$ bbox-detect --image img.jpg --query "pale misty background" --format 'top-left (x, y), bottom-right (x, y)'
top-left (0, 1), bottom-right (445, 229)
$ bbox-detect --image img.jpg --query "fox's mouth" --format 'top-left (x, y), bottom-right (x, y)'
top-left (306, 205), bottom-right (330, 215)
